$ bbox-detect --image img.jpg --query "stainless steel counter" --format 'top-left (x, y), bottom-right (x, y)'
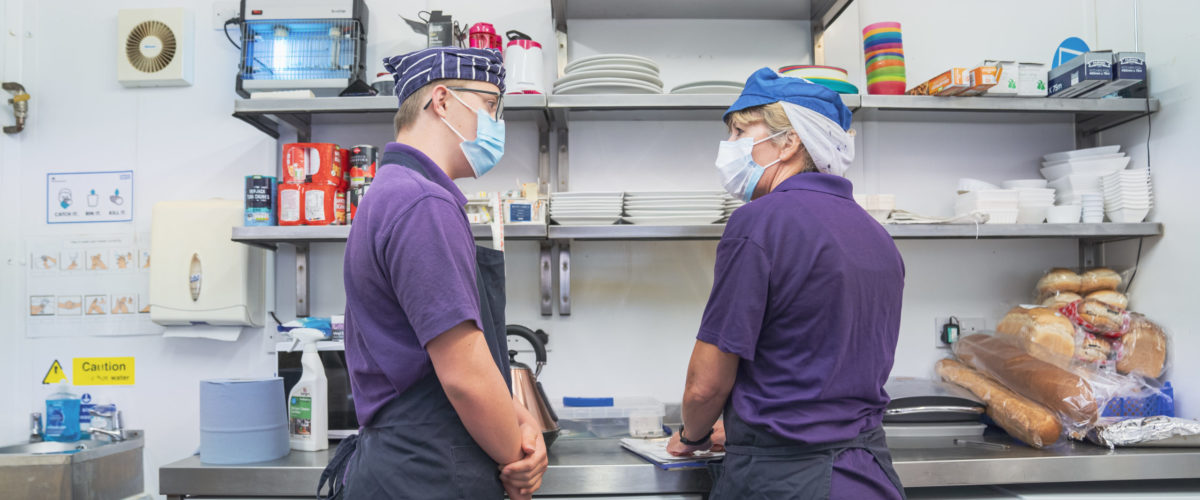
top-left (160, 434), bottom-right (1200, 498)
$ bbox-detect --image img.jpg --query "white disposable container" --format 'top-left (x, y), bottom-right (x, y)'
top-left (555, 397), bottom-right (666, 438)
top-left (504, 39), bottom-right (544, 94)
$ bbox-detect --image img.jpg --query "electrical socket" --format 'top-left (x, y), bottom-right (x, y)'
top-left (212, 2), bottom-right (240, 31)
top-left (934, 316), bottom-right (986, 349)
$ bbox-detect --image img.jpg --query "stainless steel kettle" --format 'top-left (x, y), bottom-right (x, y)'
top-left (506, 325), bottom-right (559, 448)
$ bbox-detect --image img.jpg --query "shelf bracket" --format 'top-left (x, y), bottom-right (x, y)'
top-left (540, 241), bottom-right (554, 316)
top-left (232, 112), bottom-right (281, 139)
top-left (557, 241), bottom-right (571, 316)
top-left (277, 113), bottom-right (312, 142)
top-left (557, 125), bottom-right (570, 192)
top-left (1079, 239), bottom-right (1106, 269)
top-left (538, 112), bottom-right (551, 197)
top-left (295, 243), bottom-right (310, 318)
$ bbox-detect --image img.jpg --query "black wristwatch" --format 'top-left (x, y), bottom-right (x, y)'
top-left (678, 425), bottom-right (713, 446)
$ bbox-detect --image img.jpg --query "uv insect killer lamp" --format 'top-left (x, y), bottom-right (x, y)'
top-left (236, 0), bottom-right (369, 97)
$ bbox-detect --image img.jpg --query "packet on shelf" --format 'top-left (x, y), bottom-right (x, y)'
top-left (906, 68), bottom-right (969, 96)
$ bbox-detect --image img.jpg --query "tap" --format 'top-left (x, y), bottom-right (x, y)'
top-left (88, 409), bottom-right (125, 442)
top-left (30, 412), bottom-right (43, 442)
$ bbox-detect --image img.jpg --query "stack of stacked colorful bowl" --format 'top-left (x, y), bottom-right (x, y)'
top-left (863, 21), bottom-right (905, 95)
top-left (778, 65), bottom-right (858, 94)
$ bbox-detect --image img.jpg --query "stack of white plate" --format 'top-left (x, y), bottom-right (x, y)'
top-left (1040, 146), bottom-right (1130, 181)
top-left (1102, 168), bottom-right (1154, 223)
top-left (623, 191), bottom-right (726, 225)
top-left (670, 81), bottom-right (744, 95)
top-left (1049, 174), bottom-right (1102, 205)
top-left (1015, 188), bottom-right (1056, 224)
top-left (721, 196), bottom-right (746, 222)
top-left (554, 54), bottom-right (663, 95)
top-left (1080, 193), bottom-right (1105, 223)
top-left (549, 192), bottom-right (624, 225)
top-left (955, 190), bottom-right (1020, 224)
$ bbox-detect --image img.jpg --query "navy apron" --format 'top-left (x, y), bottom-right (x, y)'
top-left (708, 401), bottom-right (906, 500)
top-left (318, 150), bottom-right (511, 500)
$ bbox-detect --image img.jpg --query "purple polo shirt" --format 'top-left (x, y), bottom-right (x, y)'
top-left (698, 173), bottom-right (905, 494)
top-left (343, 142), bottom-right (482, 427)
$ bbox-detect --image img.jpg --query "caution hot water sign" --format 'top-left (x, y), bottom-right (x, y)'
top-left (73, 357), bottom-right (135, 386)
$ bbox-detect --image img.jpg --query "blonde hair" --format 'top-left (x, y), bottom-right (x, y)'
top-left (394, 78), bottom-right (475, 135)
top-left (725, 102), bottom-right (818, 173)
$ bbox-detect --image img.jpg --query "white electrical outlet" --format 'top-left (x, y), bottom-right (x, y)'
top-left (212, 1), bottom-right (240, 31)
top-left (934, 316), bottom-right (987, 348)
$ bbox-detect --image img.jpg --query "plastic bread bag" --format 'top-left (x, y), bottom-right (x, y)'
top-left (1113, 313), bottom-right (1170, 379)
top-left (935, 358), bottom-right (1063, 448)
top-left (1033, 267), bottom-right (1133, 305)
top-left (1060, 299), bottom-right (1131, 338)
top-left (953, 333), bottom-right (1124, 439)
top-left (1088, 416), bottom-right (1200, 449)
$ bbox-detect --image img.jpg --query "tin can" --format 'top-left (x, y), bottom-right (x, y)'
top-left (244, 175), bottom-right (278, 226)
top-left (349, 145), bottom-right (378, 189)
top-left (338, 146), bottom-right (351, 189)
top-left (334, 189), bottom-right (347, 225)
top-left (303, 183), bottom-right (338, 226)
top-left (278, 183), bottom-right (303, 226)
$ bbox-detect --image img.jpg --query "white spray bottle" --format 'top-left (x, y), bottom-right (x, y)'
top-left (287, 328), bottom-right (328, 451)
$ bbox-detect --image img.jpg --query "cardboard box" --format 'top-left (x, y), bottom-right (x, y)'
top-left (1048, 52), bottom-right (1112, 98)
top-left (1018, 62), bottom-right (1048, 96)
top-left (1080, 51), bottom-right (1146, 98)
top-left (981, 60), bottom-right (1019, 96)
top-left (907, 68), bottom-right (969, 96)
top-left (959, 66), bottom-right (1000, 96)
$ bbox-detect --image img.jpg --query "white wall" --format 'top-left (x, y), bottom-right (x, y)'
top-left (0, 0), bottom-right (1187, 498)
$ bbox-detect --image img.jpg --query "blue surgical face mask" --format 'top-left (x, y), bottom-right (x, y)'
top-left (442, 91), bottom-right (506, 178)
top-left (714, 131), bottom-right (784, 202)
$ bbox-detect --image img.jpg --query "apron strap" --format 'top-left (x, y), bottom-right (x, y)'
top-left (317, 433), bottom-right (360, 500)
top-left (723, 426), bottom-right (886, 457)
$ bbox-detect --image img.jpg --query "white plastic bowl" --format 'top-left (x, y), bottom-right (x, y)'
top-left (1042, 145), bottom-right (1121, 163)
top-left (1047, 205), bottom-right (1083, 224)
top-left (1016, 206), bottom-right (1048, 224)
top-left (1106, 208), bottom-right (1150, 223)
top-left (1040, 156), bottom-right (1131, 181)
top-left (1002, 179), bottom-right (1050, 189)
top-left (958, 178), bottom-right (1000, 193)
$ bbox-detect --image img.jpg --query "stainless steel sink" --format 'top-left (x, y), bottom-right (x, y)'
top-left (0, 430), bottom-right (145, 500)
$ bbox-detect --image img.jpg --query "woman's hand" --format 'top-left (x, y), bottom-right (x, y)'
top-left (499, 419), bottom-right (548, 496)
top-left (666, 429), bottom-right (712, 457)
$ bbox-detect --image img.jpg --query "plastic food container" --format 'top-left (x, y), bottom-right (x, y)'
top-left (554, 397), bottom-right (666, 438)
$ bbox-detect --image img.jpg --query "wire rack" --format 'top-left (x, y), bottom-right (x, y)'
top-left (241, 19), bottom-right (363, 81)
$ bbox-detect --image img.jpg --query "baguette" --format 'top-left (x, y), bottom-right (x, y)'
top-left (1081, 268), bottom-right (1122, 294)
top-left (1036, 268), bottom-right (1082, 296)
top-left (954, 334), bottom-right (1099, 428)
top-left (995, 306), bottom-right (1076, 361)
top-left (1117, 314), bottom-right (1167, 378)
top-left (936, 359), bottom-right (1062, 448)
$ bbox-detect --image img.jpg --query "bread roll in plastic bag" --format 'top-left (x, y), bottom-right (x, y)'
top-left (936, 358), bottom-right (1062, 448)
top-left (1061, 299), bottom-right (1131, 338)
top-left (1115, 313), bottom-right (1169, 378)
top-left (1033, 267), bottom-right (1131, 304)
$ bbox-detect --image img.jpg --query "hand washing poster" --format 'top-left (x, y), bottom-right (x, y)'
top-left (25, 233), bottom-right (163, 337)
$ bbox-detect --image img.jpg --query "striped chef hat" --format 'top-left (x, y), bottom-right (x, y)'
top-left (383, 47), bottom-right (506, 107)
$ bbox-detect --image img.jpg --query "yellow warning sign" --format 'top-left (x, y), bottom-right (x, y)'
top-left (42, 360), bottom-right (68, 384)
top-left (73, 357), bottom-right (135, 386)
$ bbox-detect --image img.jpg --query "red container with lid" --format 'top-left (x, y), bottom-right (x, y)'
top-left (282, 143), bottom-right (345, 187)
top-left (469, 23), bottom-right (502, 50)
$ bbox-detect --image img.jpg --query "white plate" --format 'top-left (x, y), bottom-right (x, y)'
top-left (624, 215), bottom-right (724, 225)
top-left (623, 203), bottom-right (724, 210)
top-left (554, 81), bottom-right (663, 95)
top-left (554, 77), bottom-right (664, 94)
top-left (555, 69), bottom-right (664, 88)
top-left (1040, 153), bottom-right (1126, 168)
top-left (551, 216), bottom-right (622, 225)
top-left (551, 191), bottom-right (623, 198)
top-left (670, 85), bottom-right (744, 95)
top-left (565, 54), bottom-right (659, 74)
top-left (563, 63), bottom-right (660, 77)
top-left (1042, 145), bottom-right (1122, 163)
top-left (550, 211), bottom-right (623, 218)
top-left (625, 210), bottom-right (725, 218)
top-left (624, 194), bottom-right (727, 201)
top-left (626, 190), bottom-right (725, 197)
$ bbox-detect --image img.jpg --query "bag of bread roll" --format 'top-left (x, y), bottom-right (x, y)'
top-left (953, 333), bottom-right (1101, 438)
top-left (1077, 333), bottom-right (1115, 365)
top-left (1080, 267), bottom-right (1123, 294)
top-left (1085, 290), bottom-right (1129, 310)
top-left (1042, 292), bottom-right (1083, 309)
top-left (1115, 314), bottom-right (1168, 378)
top-left (1035, 268), bottom-right (1082, 299)
top-left (996, 306), bottom-right (1077, 364)
top-left (936, 358), bottom-right (1063, 448)
top-left (1061, 299), bottom-right (1131, 338)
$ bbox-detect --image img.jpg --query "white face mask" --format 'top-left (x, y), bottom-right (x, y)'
top-left (715, 131), bottom-right (784, 202)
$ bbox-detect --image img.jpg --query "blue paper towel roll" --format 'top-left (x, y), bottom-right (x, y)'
top-left (199, 377), bottom-right (289, 464)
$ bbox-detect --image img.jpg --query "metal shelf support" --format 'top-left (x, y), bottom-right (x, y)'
top-left (557, 241), bottom-right (571, 316)
top-left (540, 242), bottom-right (554, 316)
top-left (295, 244), bottom-right (310, 318)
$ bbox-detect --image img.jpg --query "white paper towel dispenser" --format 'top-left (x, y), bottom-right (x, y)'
top-left (150, 199), bottom-right (266, 326)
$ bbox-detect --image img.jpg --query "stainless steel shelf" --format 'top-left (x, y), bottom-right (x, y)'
top-left (232, 94), bottom-right (548, 138)
top-left (546, 223), bottom-right (1162, 242)
top-left (860, 95), bottom-right (1159, 114)
top-left (559, 0), bottom-right (820, 20)
top-left (274, 340), bottom-right (344, 352)
top-left (231, 223), bottom-right (548, 249)
top-left (548, 94), bottom-right (860, 121)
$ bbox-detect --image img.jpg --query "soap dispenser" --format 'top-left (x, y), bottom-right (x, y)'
top-left (44, 384), bottom-right (81, 442)
top-left (288, 328), bottom-right (328, 451)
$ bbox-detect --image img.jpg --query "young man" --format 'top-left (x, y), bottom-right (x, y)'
top-left (323, 47), bottom-right (547, 500)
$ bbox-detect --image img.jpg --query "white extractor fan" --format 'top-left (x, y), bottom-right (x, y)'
top-left (117, 8), bottom-right (194, 87)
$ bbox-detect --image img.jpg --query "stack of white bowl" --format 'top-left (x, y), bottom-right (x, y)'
top-left (1002, 179), bottom-right (1055, 224)
top-left (955, 189), bottom-right (1020, 224)
top-left (1040, 146), bottom-right (1131, 222)
top-left (549, 192), bottom-right (624, 225)
top-left (721, 196), bottom-right (746, 222)
top-left (623, 191), bottom-right (726, 226)
top-left (1102, 168), bottom-right (1154, 223)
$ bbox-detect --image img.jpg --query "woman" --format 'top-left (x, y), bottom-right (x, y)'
top-left (666, 68), bottom-right (906, 500)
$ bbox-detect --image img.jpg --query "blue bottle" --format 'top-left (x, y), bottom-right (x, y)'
top-left (44, 385), bottom-right (81, 442)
